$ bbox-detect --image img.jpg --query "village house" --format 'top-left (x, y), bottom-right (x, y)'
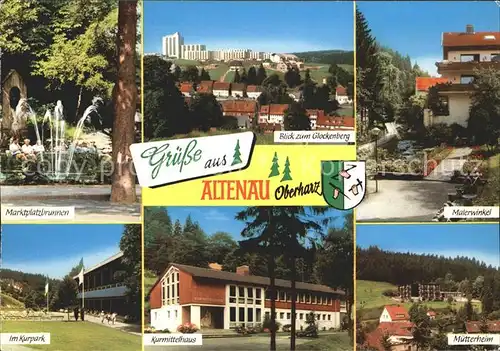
top-left (335, 86), bottom-right (352, 105)
top-left (229, 60), bottom-right (243, 71)
top-left (258, 104), bottom-right (289, 125)
top-left (230, 83), bottom-right (245, 98)
top-left (179, 82), bottom-right (194, 97)
top-left (422, 24), bottom-right (500, 127)
top-left (213, 82), bottom-right (231, 98)
top-left (365, 305), bottom-right (416, 351)
top-left (466, 320), bottom-right (500, 334)
top-left (149, 263), bottom-right (345, 332)
top-left (246, 85), bottom-right (263, 100)
top-left (316, 115), bottom-right (354, 131)
top-left (415, 77), bottom-right (450, 95)
top-left (380, 305), bottom-right (410, 323)
top-left (306, 109), bottom-right (322, 130)
top-left (220, 100), bottom-right (257, 128)
top-left (197, 80), bottom-right (214, 94)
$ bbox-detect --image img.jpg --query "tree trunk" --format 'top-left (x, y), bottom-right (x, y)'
top-left (269, 255), bottom-right (277, 351)
top-left (290, 257), bottom-right (297, 350)
top-left (75, 86), bottom-right (83, 122)
top-left (110, 0), bottom-right (138, 204)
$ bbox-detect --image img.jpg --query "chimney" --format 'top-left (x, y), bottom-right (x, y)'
top-left (465, 24), bottom-right (474, 34)
top-left (236, 265), bottom-right (250, 276)
top-left (208, 263), bottom-right (222, 271)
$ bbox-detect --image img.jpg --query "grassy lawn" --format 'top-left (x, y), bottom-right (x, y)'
top-left (297, 333), bottom-right (351, 351)
top-left (1, 293), bottom-right (24, 308)
top-left (223, 70), bottom-right (235, 83)
top-left (475, 152), bottom-right (500, 206)
top-left (2, 321), bottom-right (140, 351)
top-left (207, 63), bottom-right (229, 81)
top-left (337, 106), bottom-right (354, 117)
top-left (173, 58), bottom-right (200, 66)
top-left (357, 280), bottom-right (482, 322)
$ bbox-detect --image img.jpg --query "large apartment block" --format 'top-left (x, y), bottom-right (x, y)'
top-left (399, 283), bottom-right (441, 301)
top-left (149, 263), bottom-right (346, 332)
top-left (421, 25), bottom-right (500, 127)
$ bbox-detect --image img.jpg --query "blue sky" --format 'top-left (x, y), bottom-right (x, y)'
top-left (2, 225), bottom-right (125, 279)
top-left (144, 1), bottom-right (354, 54)
top-left (357, 224), bottom-right (500, 268)
top-left (167, 207), bottom-right (350, 241)
top-left (358, 1), bottom-right (500, 76)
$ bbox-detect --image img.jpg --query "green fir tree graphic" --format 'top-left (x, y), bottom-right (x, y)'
top-left (231, 139), bottom-right (243, 166)
top-left (268, 152), bottom-right (280, 177)
top-left (281, 156), bottom-right (292, 182)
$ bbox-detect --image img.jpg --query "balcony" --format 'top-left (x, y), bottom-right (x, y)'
top-left (77, 283), bottom-right (127, 299)
top-left (434, 83), bottom-right (474, 93)
top-left (436, 60), bottom-right (500, 74)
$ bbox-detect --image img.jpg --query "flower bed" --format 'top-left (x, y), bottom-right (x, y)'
top-left (177, 322), bottom-right (199, 333)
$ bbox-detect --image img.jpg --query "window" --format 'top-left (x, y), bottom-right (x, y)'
top-left (460, 54), bottom-right (479, 62)
top-left (256, 308), bottom-right (262, 322)
top-left (280, 312), bottom-right (285, 319)
top-left (239, 308), bottom-right (245, 322)
top-left (340, 301), bottom-right (347, 309)
top-left (460, 75), bottom-right (474, 84)
top-left (301, 294), bottom-right (305, 303)
top-left (238, 287), bottom-right (245, 304)
top-left (307, 294), bottom-right (311, 303)
top-left (248, 308), bottom-right (254, 322)
top-left (256, 288), bottom-right (262, 304)
top-left (167, 311), bottom-right (170, 318)
top-left (286, 313), bottom-right (291, 320)
top-left (328, 297), bottom-right (332, 305)
top-left (279, 291), bottom-right (286, 301)
top-left (328, 314), bottom-right (331, 321)
top-left (286, 293), bottom-right (291, 302)
top-left (317, 314), bottom-right (320, 320)
top-left (265, 290), bottom-right (271, 300)
top-left (247, 288), bottom-right (254, 303)
top-left (313, 296), bottom-right (317, 304)
top-left (322, 314), bottom-right (326, 321)
top-left (230, 286), bottom-right (236, 303)
top-left (299, 313), bottom-right (303, 320)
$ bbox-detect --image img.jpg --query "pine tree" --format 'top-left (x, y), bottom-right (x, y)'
top-left (281, 157), bottom-right (292, 182)
top-left (234, 69), bottom-right (241, 83)
top-left (257, 64), bottom-right (267, 85)
top-left (200, 68), bottom-right (211, 81)
top-left (231, 139), bottom-right (242, 165)
top-left (240, 68), bottom-right (248, 84)
top-left (268, 152), bottom-right (280, 177)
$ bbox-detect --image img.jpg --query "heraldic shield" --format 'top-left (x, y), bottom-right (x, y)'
top-left (321, 161), bottom-right (367, 210)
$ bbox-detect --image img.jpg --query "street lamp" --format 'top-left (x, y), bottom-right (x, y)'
top-left (371, 127), bottom-right (381, 193)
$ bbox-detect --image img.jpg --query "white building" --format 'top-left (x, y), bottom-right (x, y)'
top-left (149, 263), bottom-right (345, 332)
top-left (162, 32), bottom-right (184, 58)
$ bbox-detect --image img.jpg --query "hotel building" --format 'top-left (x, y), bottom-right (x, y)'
top-left (422, 25), bottom-right (500, 127)
top-left (149, 263), bottom-right (346, 331)
top-left (74, 252), bottom-right (130, 316)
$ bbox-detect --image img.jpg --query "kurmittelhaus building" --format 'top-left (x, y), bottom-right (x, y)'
top-left (149, 263), bottom-right (346, 331)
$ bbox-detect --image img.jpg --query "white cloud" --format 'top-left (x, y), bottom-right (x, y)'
top-left (3, 246), bottom-right (120, 279)
top-left (412, 56), bottom-right (441, 77)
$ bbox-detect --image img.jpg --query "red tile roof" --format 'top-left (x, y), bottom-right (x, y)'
top-left (198, 81), bottom-right (214, 94)
top-left (306, 109), bottom-right (319, 117)
top-left (180, 82), bottom-right (193, 93)
top-left (336, 85), bottom-right (347, 95)
top-left (317, 115), bottom-right (354, 128)
top-left (231, 83), bottom-right (245, 92)
top-left (427, 311), bottom-right (436, 316)
top-left (466, 321), bottom-right (500, 333)
top-left (221, 100), bottom-right (257, 114)
top-left (213, 82), bottom-right (230, 91)
top-left (259, 104), bottom-right (290, 115)
top-left (246, 85), bottom-right (263, 93)
top-left (365, 321), bottom-right (415, 351)
top-left (383, 305), bottom-right (410, 322)
top-left (443, 31), bottom-right (500, 47)
top-left (416, 77), bottom-right (450, 92)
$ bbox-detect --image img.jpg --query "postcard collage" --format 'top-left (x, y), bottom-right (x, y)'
top-left (0, 1), bottom-right (499, 350)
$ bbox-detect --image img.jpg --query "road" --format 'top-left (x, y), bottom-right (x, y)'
top-left (356, 179), bottom-right (458, 222)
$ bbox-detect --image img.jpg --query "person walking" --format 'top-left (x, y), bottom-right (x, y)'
top-left (80, 308), bottom-right (85, 321)
top-left (73, 307), bottom-right (79, 321)
top-left (100, 310), bottom-right (105, 323)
